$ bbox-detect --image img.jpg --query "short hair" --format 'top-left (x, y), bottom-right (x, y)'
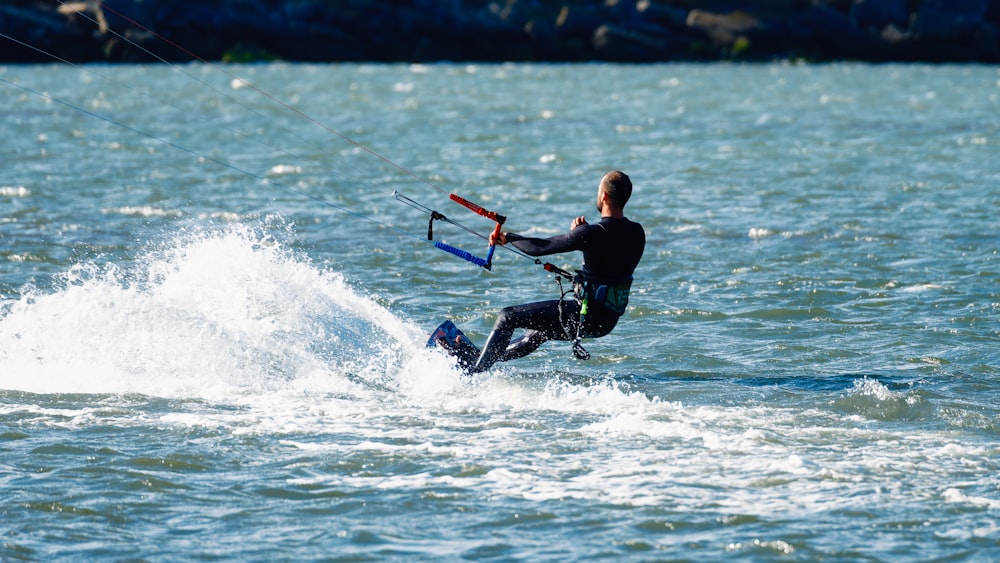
top-left (601, 170), bottom-right (632, 206)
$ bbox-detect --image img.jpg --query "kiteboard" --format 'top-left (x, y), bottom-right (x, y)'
top-left (427, 320), bottom-right (480, 371)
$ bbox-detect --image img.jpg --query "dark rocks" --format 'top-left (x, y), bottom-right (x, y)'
top-left (0, 2), bottom-right (103, 62)
top-left (850, 0), bottom-right (910, 33)
top-left (2, 0), bottom-right (1000, 63)
top-left (912, 0), bottom-right (990, 38)
top-left (686, 9), bottom-right (763, 47)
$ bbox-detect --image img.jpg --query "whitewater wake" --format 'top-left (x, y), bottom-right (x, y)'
top-left (0, 223), bottom-right (459, 399)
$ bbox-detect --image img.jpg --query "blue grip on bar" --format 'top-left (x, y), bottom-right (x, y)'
top-left (435, 241), bottom-right (490, 269)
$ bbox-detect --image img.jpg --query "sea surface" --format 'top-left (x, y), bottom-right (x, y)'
top-left (1, 61), bottom-right (998, 561)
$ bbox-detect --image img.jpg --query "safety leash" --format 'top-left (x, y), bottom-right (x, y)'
top-left (554, 274), bottom-right (591, 361)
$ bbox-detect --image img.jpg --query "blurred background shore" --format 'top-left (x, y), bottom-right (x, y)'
top-left (3, 0), bottom-right (1000, 64)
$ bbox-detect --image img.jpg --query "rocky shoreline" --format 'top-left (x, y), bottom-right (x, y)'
top-left (2, 0), bottom-right (1000, 64)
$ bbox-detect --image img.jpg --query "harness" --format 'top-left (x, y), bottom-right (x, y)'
top-left (585, 279), bottom-right (633, 315)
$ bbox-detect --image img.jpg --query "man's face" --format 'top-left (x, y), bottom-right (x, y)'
top-left (596, 186), bottom-right (605, 213)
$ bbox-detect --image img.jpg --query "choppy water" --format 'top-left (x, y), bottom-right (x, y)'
top-left (1, 62), bottom-right (998, 561)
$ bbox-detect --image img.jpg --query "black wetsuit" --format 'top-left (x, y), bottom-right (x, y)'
top-left (470, 216), bottom-right (645, 373)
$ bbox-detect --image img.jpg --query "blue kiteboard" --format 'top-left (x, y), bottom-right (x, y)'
top-left (428, 320), bottom-right (480, 371)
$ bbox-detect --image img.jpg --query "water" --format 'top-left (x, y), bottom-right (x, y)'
top-left (1, 62), bottom-right (998, 561)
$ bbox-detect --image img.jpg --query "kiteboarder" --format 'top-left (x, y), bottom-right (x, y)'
top-left (435, 170), bottom-right (645, 373)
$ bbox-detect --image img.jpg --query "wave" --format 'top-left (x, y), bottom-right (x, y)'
top-left (101, 206), bottom-right (183, 218)
top-left (0, 186), bottom-right (30, 197)
top-left (0, 223), bottom-right (447, 399)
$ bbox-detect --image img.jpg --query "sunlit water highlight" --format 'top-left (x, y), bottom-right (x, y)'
top-left (1, 62), bottom-right (998, 561)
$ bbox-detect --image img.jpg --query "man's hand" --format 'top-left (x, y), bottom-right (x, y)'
top-left (571, 216), bottom-right (588, 229)
top-left (489, 230), bottom-right (507, 246)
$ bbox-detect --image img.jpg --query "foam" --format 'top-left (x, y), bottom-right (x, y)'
top-left (102, 206), bottom-right (182, 218)
top-left (0, 223), bottom-right (422, 400)
top-left (0, 186), bottom-right (30, 197)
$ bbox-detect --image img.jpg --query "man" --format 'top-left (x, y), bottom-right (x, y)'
top-left (437, 170), bottom-right (645, 373)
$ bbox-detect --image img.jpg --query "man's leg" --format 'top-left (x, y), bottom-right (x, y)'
top-left (471, 300), bottom-right (572, 373)
top-left (500, 330), bottom-right (549, 362)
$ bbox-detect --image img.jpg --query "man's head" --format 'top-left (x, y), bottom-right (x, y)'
top-left (597, 170), bottom-right (632, 213)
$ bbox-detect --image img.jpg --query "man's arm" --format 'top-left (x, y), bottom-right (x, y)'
top-left (503, 225), bottom-right (595, 257)
top-left (490, 216), bottom-right (592, 257)
top-left (505, 234), bottom-right (570, 257)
